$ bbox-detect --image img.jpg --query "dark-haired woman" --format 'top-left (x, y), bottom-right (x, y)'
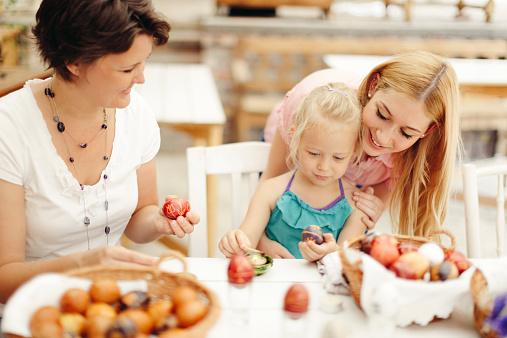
top-left (0, 0), bottom-right (199, 303)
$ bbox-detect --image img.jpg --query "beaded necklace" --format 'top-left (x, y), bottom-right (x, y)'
top-left (44, 81), bottom-right (111, 249)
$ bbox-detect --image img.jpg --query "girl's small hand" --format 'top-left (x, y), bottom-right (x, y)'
top-left (352, 186), bottom-right (384, 229)
top-left (299, 233), bottom-right (337, 262)
top-left (257, 234), bottom-right (294, 258)
top-left (156, 209), bottom-right (200, 238)
top-left (218, 229), bottom-right (252, 257)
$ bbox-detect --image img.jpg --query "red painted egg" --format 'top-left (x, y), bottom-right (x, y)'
top-left (227, 255), bottom-right (254, 285)
top-left (162, 198), bottom-right (191, 220)
top-left (283, 284), bottom-right (309, 318)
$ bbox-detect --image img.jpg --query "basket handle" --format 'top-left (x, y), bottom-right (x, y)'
top-left (429, 228), bottom-right (456, 251)
top-left (156, 250), bottom-right (188, 274)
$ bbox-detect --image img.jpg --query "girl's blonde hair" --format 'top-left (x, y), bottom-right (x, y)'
top-left (357, 51), bottom-right (461, 238)
top-left (288, 82), bottom-right (362, 168)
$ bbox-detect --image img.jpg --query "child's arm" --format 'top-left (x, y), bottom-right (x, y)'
top-left (218, 179), bottom-right (278, 257)
top-left (337, 210), bottom-right (367, 245)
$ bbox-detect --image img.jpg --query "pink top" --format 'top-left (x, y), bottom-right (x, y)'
top-left (263, 68), bottom-right (393, 187)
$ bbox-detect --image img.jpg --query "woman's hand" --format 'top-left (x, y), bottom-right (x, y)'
top-left (155, 195), bottom-right (200, 238)
top-left (218, 229), bottom-right (252, 257)
top-left (77, 246), bottom-right (158, 268)
top-left (352, 186), bottom-right (384, 229)
top-left (298, 233), bottom-right (337, 262)
top-left (257, 234), bottom-right (294, 258)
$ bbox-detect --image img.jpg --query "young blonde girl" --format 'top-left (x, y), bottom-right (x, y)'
top-left (261, 51), bottom-right (460, 255)
top-left (219, 83), bottom-right (368, 261)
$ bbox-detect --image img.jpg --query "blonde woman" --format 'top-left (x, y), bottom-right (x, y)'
top-left (220, 83), bottom-right (368, 261)
top-left (260, 51), bottom-right (460, 258)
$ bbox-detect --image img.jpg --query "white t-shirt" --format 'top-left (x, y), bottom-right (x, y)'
top-left (0, 79), bottom-right (160, 260)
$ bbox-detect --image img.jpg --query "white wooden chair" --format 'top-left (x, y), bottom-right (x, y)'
top-left (187, 141), bottom-right (271, 257)
top-left (462, 159), bottom-right (507, 258)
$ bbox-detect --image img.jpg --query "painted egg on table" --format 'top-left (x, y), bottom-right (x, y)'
top-left (227, 254), bottom-right (254, 285)
top-left (162, 198), bottom-right (191, 220)
top-left (284, 283), bottom-right (309, 319)
top-left (301, 225), bottom-right (324, 245)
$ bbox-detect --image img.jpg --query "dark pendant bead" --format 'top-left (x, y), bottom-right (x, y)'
top-left (103, 155), bottom-right (109, 160)
top-left (105, 226), bottom-right (111, 235)
top-left (79, 143), bottom-right (87, 149)
top-left (44, 88), bottom-right (55, 97)
top-left (103, 174), bottom-right (108, 180)
top-left (80, 184), bottom-right (84, 190)
top-left (84, 216), bottom-right (90, 226)
top-left (101, 124), bottom-right (108, 129)
top-left (69, 157), bottom-right (75, 163)
top-left (57, 121), bottom-right (65, 133)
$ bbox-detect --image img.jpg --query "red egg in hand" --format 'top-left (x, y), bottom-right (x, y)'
top-left (162, 198), bottom-right (191, 220)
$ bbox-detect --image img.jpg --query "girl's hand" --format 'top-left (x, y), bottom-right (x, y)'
top-left (298, 233), bottom-right (337, 262)
top-left (257, 234), bottom-right (294, 258)
top-left (352, 186), bottom-right (384, 229)
top-left (218, 229), bottom-right (252, 257)
top-left (156, 195), bottom-right (200, 238)
top-left (77, 246), bottom-right (158, 268)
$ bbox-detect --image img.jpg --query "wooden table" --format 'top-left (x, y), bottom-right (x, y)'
top-left (136, 63), bottom-right (226, 255)
top-left (160, 258), bottom-right (481, 338)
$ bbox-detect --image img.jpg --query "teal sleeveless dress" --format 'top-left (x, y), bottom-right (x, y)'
top-left (265, 171), bottom-right (353, 259)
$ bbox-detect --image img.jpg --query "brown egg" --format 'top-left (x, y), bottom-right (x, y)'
top-left (153, 315), bottom-right (179, 334)
top-left (430, 261), bottom-right (459, 281)
top-left (147, 299), bottom-right (174, 324)
top-left (119, 309), bottom-right (154, 334)
top-left (171, 286), bottom-right (198, 308)
top-left (158, 328), bottom-right (188, 338)
top-left (90, 279), bottom-right (121, 304)
top-left (30, 305), bottom-right (61, 326)
top-left (283, 283), bottom-right (309, 319)
top-left (59, 313), bottom-right (86, 335)
top-left (175, 299), bottom-right (208, 328)
top-left (86, 302), bottom-right (117, 319)
top-left (30, 322), bottom-right (64, 338)
top-left (60, 288), bottom-right (90, 314)
top-left (390, 252), bottom-right (430, 280)
top-left (120, 290), bottom-right (150, 310)
top-left (86, 315), bottom-right (115, 338)
top-left (445, 249), bottom-right (472, 274)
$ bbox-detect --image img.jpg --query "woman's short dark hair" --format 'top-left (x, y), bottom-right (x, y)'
top-left (32, 0), bottom-right (171, 81)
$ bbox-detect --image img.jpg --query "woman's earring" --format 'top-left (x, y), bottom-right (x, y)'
top-left (368, 92), bottom-right (372, 98)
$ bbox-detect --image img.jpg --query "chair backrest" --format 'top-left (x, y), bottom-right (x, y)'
top-left (462, 160), bottom-right (507, 258)
top-left (187, 141), bottom-right (271, 257)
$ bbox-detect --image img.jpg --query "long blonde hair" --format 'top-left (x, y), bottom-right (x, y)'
top-left (288, 82), bottom-right (362, 168)
top-left (357, 51), bottom-right (461, 237)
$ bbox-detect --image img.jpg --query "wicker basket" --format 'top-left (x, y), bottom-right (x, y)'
top-left (5, 250), bottom-right (220, 338)
top-left (471, 268), bottom-right (498, 338)
top-left (338, 229), bottom-right (456, 309)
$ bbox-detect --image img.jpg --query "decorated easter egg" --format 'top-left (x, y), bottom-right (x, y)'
top-left (390, 252), bottom-right (430, 280)
top-left (430, 261), bottom-right (459, 281)
top-left (444, 249), bottom-right (471, 274)
top-left (369, 234), bottom-right (400, 267)
top-left (227, 255), bottom-right (254, 285)
top-left (301, 225), bottom-right (324, 245)
top-left (162, 198), bottom-right (191, 220)
top-left (283, 283), bottom-right (309, 319)
top-left (418, 242), bottom-right (445, 266)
